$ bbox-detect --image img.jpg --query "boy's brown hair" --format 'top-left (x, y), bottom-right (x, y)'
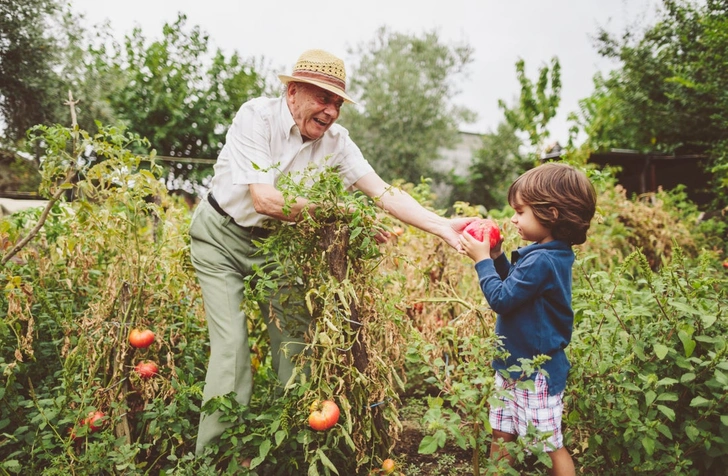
top-left (507, 162), bottom-right (597, 245)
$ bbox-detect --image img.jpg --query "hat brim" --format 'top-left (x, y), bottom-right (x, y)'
top-left (279, 74), bottom-right (356, 104)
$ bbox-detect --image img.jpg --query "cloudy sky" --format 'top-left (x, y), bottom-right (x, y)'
top-left (70, 0), bottom-right (660, 145)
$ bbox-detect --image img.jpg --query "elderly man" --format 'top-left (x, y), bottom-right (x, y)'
top-left (190, 49), bottom-right (472, 453)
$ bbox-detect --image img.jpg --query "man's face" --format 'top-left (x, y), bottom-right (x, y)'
top-left (287, 82), bottom-right (344, 141)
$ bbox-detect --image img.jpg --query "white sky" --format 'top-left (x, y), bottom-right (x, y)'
top-left (70, 0), bottom-right (659, 145)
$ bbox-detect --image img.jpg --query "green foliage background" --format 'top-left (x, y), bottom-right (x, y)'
top-left (1, 123), bottom-right (726, 475)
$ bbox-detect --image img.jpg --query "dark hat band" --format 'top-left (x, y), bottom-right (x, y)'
top-left (291, 70), bottom-right (346, 92)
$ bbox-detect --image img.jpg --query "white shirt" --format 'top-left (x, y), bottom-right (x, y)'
top-left (210, 96), bottom-right (374, 227)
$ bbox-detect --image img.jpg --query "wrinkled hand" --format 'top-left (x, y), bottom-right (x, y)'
top-left (373, 228), bottom-right (392, 244)
top-left (440, 217), bottom-right (478, 250)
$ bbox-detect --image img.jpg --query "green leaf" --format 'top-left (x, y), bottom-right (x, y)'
top-left (653, 343), bottom-right (669, 360)
top-left (668, 300), bottom-right (701, 316)
top-left (685, 425), bottom-right (700, 441)
top-left (620, 382), bottom-right (641, 392)
top-left (418, 434), bottom-right (442, 454)
top-left (657, 423), bottom-right (673, 440)
top-left (275, 430), bottom-right (286, 446)
top-left (678, 331), bottom-right (696, 358)
top-left (645, 390), bottom-right (656, 407)
top-left (316, 449), bottom-right (339, 475)
top-left (656, 392), bottom-right (678, 402)
top-left (427, 397), bottom-right (444, 409)
top-left (657, 405), bottom-right (675, 421)
top-left (642, 436), bottom-right (655, 456)
top-left (714, 369), bottom-right (728, 386)
top-left (690, 396), bottom-right (710, 407)
top-left (656, 378), bottom-right (678, 387)
top-left (342, 429), bottom-right (356, 451)
top-left (721, 415), bottom-right (728, 427)
top-left (258, 439), bottom-right (271, 459)
top-left (700, 314), bottom-right (717, 328)
top-left (680, 372), bottom-right (696, 383)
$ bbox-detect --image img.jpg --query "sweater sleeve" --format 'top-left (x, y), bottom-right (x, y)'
top-left (474, 252), bottom-right (552, 316)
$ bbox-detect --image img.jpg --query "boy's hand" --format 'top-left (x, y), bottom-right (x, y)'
top-left (459, 230), bottom-right (492, 263)
top-left (490, 233), bottom-right (504, 259)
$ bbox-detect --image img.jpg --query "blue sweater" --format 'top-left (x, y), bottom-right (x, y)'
top-left (473, 240), bottom-right (575, 395)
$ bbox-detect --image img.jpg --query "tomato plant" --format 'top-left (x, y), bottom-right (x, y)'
top-left (308, 399), bottom-right (340, 431)
top-left (129, 328), bottom-right (155, 348)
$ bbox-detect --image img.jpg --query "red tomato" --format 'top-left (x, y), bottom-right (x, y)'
top-left (382, 458), bottom-right (396, 474)
top-left (129, 328), bottom-right (155, 348)
top-left (308, 399), bottom-right (340, 431)
top-left (463, 218), bottom-right (501, 247)
top-left (723, 261), bottom-right (728, 269)
top-left (85, 410), bottom-right (105, 432)
top-left (134, 361), bottom-right (158, 379)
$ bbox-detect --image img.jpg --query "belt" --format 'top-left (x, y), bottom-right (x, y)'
top-left (207, 191), bottom-right (271, 237)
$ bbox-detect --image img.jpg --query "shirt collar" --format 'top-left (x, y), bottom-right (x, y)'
top-left (278, 95), bottom-right (297, 140)
top-left (511, 239), bottom-right (571, 262)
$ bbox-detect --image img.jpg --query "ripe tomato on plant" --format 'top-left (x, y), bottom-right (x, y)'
top-left (85, 410), bottom-right (106, 432)
top-left (128, 328), bottom-right (155, 348)
top-left (71, 410), bottom-right (106, 439)
top-left (308, 399), bottom-right (340, 431)
top-left (381, 458), bottom-right (396, 474)
top-left (463, 218), bottom-right (501, 247)
top-left (134, 360), bottom-right (158, 379)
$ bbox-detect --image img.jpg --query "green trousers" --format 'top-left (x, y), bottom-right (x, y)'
top-left (189, 198), bottom-right (308, 455)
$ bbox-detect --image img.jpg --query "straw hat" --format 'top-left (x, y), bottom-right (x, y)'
top-left (279, 49), bottom-right (355, 104)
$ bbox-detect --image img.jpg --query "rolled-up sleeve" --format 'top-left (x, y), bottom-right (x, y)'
top-left (331, 136), bottom-right (374, 189)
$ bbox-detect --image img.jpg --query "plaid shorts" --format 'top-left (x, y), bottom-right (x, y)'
top-left (488, 372), bottom-right (564, 451)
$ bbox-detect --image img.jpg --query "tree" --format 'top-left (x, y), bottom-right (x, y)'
top-left (449, 57), bottom-right (560, 211)
top-left (498, 57), bottom-right (561, 159)
top-left (0, 0), bottom-right (70, 142)
top-left (340, 27), bottom-right (476, 186)
top-left (449, 121), bottom-right (526, 211)
top-left (81, 14), bottom-right (269, 191)
top-left (575, 0), bottom-right (728, 204)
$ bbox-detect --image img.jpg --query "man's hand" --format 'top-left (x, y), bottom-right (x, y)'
top-left (439, 216), bottom-right (478, 250)
top-left (372, 227), bottom-right (393, 244)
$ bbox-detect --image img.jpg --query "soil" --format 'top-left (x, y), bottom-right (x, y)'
top-left (392, 418), bottom-right (474, 475)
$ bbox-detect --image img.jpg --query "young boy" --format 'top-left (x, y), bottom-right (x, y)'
top-left (459, 162), bottom-right (597, 476)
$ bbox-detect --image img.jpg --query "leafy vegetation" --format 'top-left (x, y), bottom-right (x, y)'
top-left (4, 120), bottom-right (726, 475)
top-left (574, 0), bottom-right (728, 206)
top-left (2, 0), bottom-right (728, 473)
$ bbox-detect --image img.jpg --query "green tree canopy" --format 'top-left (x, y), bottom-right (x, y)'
top-left (340, 27), bottom-right (476, 186)
top-left (499, 57), bottom-right (561, 157)
top-left (575, 0), bottom-right (728, 201)
top-left (91, 14), bottom-right (267, 161)
top-left (0, 0), bottom-right (71, 142)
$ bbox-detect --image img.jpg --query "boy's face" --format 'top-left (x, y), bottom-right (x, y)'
top-left (510, 193), bottom-right (554, 244)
